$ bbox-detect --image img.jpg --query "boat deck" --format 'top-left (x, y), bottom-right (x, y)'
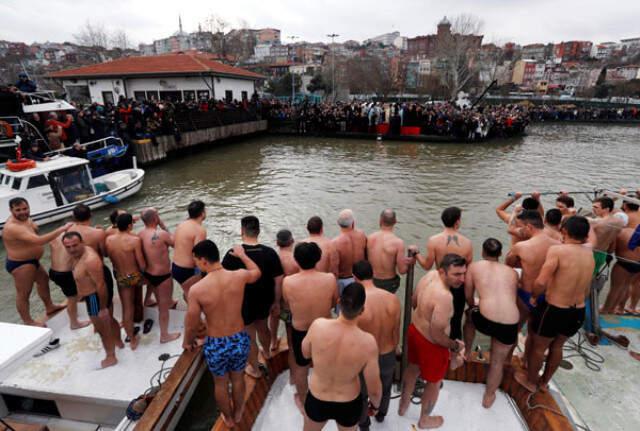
top-left (252, 370), bottom-right (527, 431)
top-left (551, 315), bottom-right (640, 431)
top-left (0, 301), bottom-right (186, 426)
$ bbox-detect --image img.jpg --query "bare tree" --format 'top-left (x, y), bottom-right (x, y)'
top-left (110, 30), bottom-right (131, 50)
top-left (73, 20), bottom-right (109, 48)
top-left (200, 14), bottom-right (230, 55)
top-left (436, 14), bottom-right (484, 99)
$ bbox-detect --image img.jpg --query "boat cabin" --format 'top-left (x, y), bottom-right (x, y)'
top-left (0, 156), bottom-right (95, 219)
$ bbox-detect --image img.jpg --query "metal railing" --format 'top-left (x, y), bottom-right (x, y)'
top-left (44, 136), bottom-right (125, 156)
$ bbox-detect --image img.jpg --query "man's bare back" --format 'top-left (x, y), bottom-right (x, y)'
top-left (357, 286), bottom-right (400, 354)
top-left (173, 219), bottom-right (206, 268)
top-left (283, 271), bottom-right (337, 330)
top-left (302, 235), bottom-right (338, 276)
top-left (303, 317), bottom-right (379, 401)
top-left (106, 232), bottom-right (145, 276)
top-left (466, 260), bottom-right (519, 324)
top-left (278, 248), bottom-right (300, 276)
top-left (537, 244), bottom-right (595, 308)
top-left (507, 234), bottom-right (560, 293)
top-left (334, 230), bottom-right (367, 278)
top-left (367, 230), bottom-right (406, 280)
top-left (69, 224), bottom-right (106, 257)
top-left (139, 227), bottom-right (173, 275)
top-left (50, 233), bottom-right (73, 272)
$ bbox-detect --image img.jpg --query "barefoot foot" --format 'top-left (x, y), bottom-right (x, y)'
top-left (244, 364), bottom-right (262, 379)
top-left (130, 335), bottom-right (140, 350)
top-left (160, 332), bottom-right (181, 344)
top-left (26, 319), bottom-right (47, 328)
top-left (514, 370), bottom-right (537, 393)
top-left (233, 401), bottom-right (245, 423)
top-left (220, 412), bottom-right (235, 428)
top-left (70, 320), bottom-right (91, 330)
top-left (398, 396), bottom-right (410, 416)
top-left (101, 356), bottom-right (118, 369)
top-left (46, 302), bottom-right (67, 316)
top-left (482, 392), bottom-right (496, 408)
top-left (630, 351), bottom-right (640, 361)
top-left (417, 415), bottom-right (444, 429)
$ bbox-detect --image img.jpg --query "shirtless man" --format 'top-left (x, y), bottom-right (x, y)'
top-left (366, 209), bottom-right (411, 294)
top-left (515, 216), bottom-right (595, 392)
top-left (555, 194), bottom-right (576, 217)
top-left (602, 225), bottom-right (640, 314)
top-left (399, 254), bottom-right (466, 429)
top-left (282, 242), bottom-right (337, 410)
top-left (183, 240), bottom-right (261, 427)
top-left (622, 199), bottom-right (640, 229)
top-left (68, 204), bottom-right (121, 338)
top-left (49, 231), bottom-right (89, 329)
top-left (301, 282), bottom-right (381, 431)
top-left (106, 209), bottom-right (126, 238)
top-left (589, 197), bottom-right (624, 276)
top-left (333, 209), bottom-right (367, 294)
top-left (62, 232), bottom-right (118, 368)
top-left (139, 208), bottom-right (180, 343)
top-left (3, 198), bottom-right (68, 326)
top-left (544, 208), bottom-right (563, 241)
top-left (353, 260), bottom-right (400, 428)
top-left (495, 192), bottom-right (543, 245)
top-left (172, 200), bottom-right (207, 298)
top-left (222, 216), bottom-right (284, 378)
top-left (275, 229), bottom-right (300, 368)
top-left (414, 207), bottom-right (473, 340)
top-left (106, 213), bottom-right (146, 350)
top-left (302, 216), bottom-right (339, 277)
top-left (463, 239), bottom-right (519, 408)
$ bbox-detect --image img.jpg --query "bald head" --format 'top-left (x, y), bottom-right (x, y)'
top-left (380, 209), bottom-right (396, 227)
top-left (141, 208), bottom-right (158, 226)
top-left (337, 209), bottom-right (354, 229)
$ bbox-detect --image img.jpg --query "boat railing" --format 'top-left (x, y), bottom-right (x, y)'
top-left (0, 116), bottom-right (49, 151)
top-left (18, 90), bottom-right (59, 106)
top-left (44, 136), bottom-right (125, 156)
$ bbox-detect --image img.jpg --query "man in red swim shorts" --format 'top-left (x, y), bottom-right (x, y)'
top-left (398, 254), bottom-right (467, 429)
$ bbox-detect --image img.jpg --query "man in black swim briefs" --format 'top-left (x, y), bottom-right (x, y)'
top-left (302, 282), bottom-right (382, 430)
top-left (463, 238), bottom-right (519, 408)
top-left (2, 197), bottom-right (70, 326)
top-left (516, 216), bottom-right (595, 393)
top-left (222, 216), bottom-right (284, 378)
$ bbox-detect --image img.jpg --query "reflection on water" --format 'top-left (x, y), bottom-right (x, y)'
top-left (0, 123), bottom-right (637, 323)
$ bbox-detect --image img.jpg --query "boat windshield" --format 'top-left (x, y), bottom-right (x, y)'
top-left (49, 166), bottom-right (94, 204)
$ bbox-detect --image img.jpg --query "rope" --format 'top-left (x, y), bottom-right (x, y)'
top-left (563, 331), bottom-right (606, 372)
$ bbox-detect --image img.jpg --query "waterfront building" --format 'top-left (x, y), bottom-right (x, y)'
top-left (407, 17), bottom-right (483, 58)
top-left (48, 51), bottom-right (263, 104)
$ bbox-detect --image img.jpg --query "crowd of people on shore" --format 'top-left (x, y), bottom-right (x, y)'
top-left (266, 100), bottom-right (529, 140)
top-left (4, 186), bottom-right (640, 429)
top-left (527, 104), bottom-right (640, 122)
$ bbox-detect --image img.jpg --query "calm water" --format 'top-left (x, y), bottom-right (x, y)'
top-left (0, 123), bottom-right (638, 324)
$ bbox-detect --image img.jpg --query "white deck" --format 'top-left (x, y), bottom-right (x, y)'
top-left (0, 322), bottom-right (52, 377)
top-left (253, 371), bottom-right (527, 431)
top-left (551, 322), bottom-right (640, 431)
top-left (0, 301), bottom-right (186, 426)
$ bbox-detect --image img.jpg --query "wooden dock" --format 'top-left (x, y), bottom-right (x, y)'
top-left (133, 120), bottom-right (268, 165)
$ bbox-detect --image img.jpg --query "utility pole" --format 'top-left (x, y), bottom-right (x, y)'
top-left (327, 33), bottom-right (339, 101)
top-left (289, 35), bottom-right (298, 105)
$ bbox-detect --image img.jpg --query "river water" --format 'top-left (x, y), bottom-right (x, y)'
top-left (0, 123), bottom-right (637, 325)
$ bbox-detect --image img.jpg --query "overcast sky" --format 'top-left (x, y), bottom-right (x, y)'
top-left (2, 0), bottom-right (639, 47)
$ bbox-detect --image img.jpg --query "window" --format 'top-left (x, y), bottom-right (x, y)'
top-left (183, 90), bottom-right (195, 101)
top-left (133, 91), bottom-right (146, 101)
top-left (196, 90), bottom-right (210, 100)
top-left (225, 90), bottom-right (233, 102)
top-left (49, 166), bottom-right (94, 203)
top-left (241, 91), bottom-right (248, 101)
top-left (146, 91), bottom-right (159, 101)
top-left (27, 175), bottom-right (49, 189)
top-left (11, 177), bottom-right (22, 191)
top-left (101, 91), bottom-right (114, 104)
top-left (159, 91), bottom-right (182, 102)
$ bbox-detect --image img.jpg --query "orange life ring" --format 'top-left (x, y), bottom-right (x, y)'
top-left (7, 158), bottom-right (36, 171)
top-left (0, 120), bottom-right (13, 139)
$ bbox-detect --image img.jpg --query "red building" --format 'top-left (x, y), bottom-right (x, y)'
top-left (554, 41), bottom-right (593, 61)
top-left (407, 17), bottom-right (482, 58)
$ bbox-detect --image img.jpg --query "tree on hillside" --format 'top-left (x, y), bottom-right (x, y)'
top-left (73, 21), bottom-right (109, 48)
top-left (345, 55), bottom-right (394, 97)
top-left (307, 73), bottom-right (332, 94)
top-left (266, 73), bottom-right (302, 97)
top-left (436, 14), bottom-right (484, 100)
top-left (200, 14), bottom-right (230, 55)
top-left (110, 30), bottom-right (132, 50)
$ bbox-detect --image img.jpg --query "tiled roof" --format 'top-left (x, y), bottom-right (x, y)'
top-left (48, 52), bottom-right (264, 80)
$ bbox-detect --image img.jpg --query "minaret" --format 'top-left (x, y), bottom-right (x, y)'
top-left (179, 15), bottom-right (183, 34)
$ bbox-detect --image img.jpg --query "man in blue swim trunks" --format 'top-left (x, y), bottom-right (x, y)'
top-left (3, 197), bottom-right (70, 326)
top-left (183, 240), bottom-right (261, 428)
top-left (506, 210), bottom-right (560, 364)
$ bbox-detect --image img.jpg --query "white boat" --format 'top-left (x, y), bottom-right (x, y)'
top-left (0, 155), bottom-right (144, 233)
top-left (0, 299), bottom-right (195, 430)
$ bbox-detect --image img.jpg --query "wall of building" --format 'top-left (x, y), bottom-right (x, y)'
top-left (63, 75), bottom-right (255, 104)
